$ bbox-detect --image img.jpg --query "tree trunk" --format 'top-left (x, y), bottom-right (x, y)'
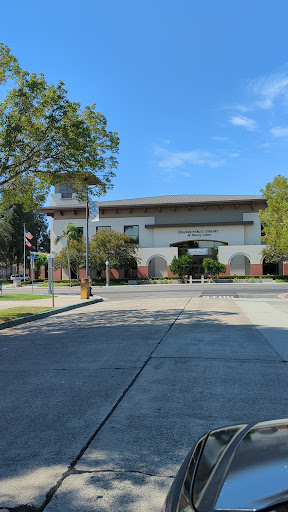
top-left (67, 242), bottom-right (72, 287)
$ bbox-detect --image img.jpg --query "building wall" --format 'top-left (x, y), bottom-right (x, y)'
top-left (218, 245), bottom-right (264, 265)
top-left (48, 192), bottom-right (271, 276)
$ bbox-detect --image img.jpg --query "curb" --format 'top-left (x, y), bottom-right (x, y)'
top-left (0, 297), bottom-right (103, 331)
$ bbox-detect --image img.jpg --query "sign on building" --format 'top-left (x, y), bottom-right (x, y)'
top-left (188, 248), bottom-right (209, 256)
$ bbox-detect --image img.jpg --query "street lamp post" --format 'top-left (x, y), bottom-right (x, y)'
top-left (106, 260), bottom-right (110, 286)
top-left (86, 195), bottom-right (89, 279)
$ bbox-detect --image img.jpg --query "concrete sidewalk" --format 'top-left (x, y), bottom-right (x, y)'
top-left (1, 295), bottom-right (288, 511)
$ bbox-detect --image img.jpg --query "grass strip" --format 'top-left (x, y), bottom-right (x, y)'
top-left (0, 294), bottom-right (51, 300)
top-left (0, 307), bottom-right (52, 323)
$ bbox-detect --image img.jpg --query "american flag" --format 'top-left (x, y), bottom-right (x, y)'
top-left (25, 229), bottom-right (33, 240)
top-left (25, 240), bottom-right (32, 248)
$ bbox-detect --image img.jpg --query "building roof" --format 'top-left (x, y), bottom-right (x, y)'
top-left (98, 194), bottom-right (265, 207)
top-left (39, 194), bottom-right (266, 216)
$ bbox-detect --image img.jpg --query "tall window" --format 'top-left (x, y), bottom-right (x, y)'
top-left (96, 226), bottom-right (111, 233)
top-left (261, 223), bottom-right (265, 245)
top-left (124, 225), bottom-right (139, 243)
top-left (59, 183), bottom-right (73, 198)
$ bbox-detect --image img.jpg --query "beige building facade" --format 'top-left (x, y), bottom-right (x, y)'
top-left (41, 188), bottom-right (287, 278)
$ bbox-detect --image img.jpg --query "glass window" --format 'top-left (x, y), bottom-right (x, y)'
top-left (261, 223), bottom-right (265, 245)
top-left (96, 226), bottom-right (111, 233)
top-left (124, 225), bottom-right (139, 243)
top-left (59, 183), bottom-right (73, 198)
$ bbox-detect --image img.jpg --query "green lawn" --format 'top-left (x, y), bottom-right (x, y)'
top-left (0, 294), bottom-right (51, 300)
top-left (0, 307), bottom-right (52, 323)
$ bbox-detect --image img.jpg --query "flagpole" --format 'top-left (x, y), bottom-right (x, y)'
top-left (23, 224), bottom-right (25, 282)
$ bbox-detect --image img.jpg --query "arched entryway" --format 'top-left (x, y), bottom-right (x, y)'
top-left (148, 256), bottom-right (168, 277)
top-left (170, 240), bottom-right (228, 277)
top-left (230, 254), bottom-right (251, 275)
top-left (262, 258), bottom-right (282, 275)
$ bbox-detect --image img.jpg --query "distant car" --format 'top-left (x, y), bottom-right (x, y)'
top-left (10, 274), bottom-right (30, 281)
top-left (162, 418), bottom-right (288, 512)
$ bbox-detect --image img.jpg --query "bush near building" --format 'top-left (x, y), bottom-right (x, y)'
top-left (169, 254), bottom-right (194, 280)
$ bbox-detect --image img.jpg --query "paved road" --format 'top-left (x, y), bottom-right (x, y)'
top-left (1, 292), bottom-right (288, 511)
top-left (5, 281), bottom-right (288, 300)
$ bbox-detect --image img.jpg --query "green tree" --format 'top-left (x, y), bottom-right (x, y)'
top-left (259, 175), bottom-right (288, 262)
top-left (0, 207), bottom-right (12, 244)
top-left (0, 43), bottom-right (119, 209)
top-left (202, 257), bottom-right (226, 277)
top-left (55, 238), bottom-right (86, 282)
top-left (0, 208), bottom-right (12, 272)
top-left (169, 254), bottom-right (194, 280)
top-left (34, 253), bottom-right (48, 279)
top-left (89, 229), bottom-right (139, 272)
top-left (55, 223), bottom-right (83, 286)
top-left (2, 204), bottom-right (49, 272)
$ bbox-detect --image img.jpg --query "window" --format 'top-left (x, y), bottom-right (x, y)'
top-left (59, 183), bottom-right (73, 198)
top-left (96, 226), bottom-right (111, 233)
top-left (124, 225), bottom-right (139, 243)
top-left (261, 223), bottom-right (265, 245)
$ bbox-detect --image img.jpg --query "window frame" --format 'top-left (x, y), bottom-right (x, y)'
top-left (96, 226), bottom-right (111, 233)
top-left (124, 225), bottom-right (139, 244)
top-left (59, 183), bottom-right (73, 199)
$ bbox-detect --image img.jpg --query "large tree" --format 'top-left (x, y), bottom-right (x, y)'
top-left (259, 175), bottom-right (288, 262)
top-left (55, 223), bottom-right (83, 286)
top-left (55, 238), bottom-right (86, 282)
top-left (2, 204), bottom-right (49, 272)
top-left (0, 43), bottom-right (119, 208)
top-left (89, 229), bottom-right (139, 272)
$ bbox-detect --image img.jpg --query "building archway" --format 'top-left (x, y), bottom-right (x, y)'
top-left (262, 258), bottom-right (282, 276)
top-left (230, 253), bottom-right (251, 275)
top-left (170, 239), bottom-right (228, 277)
top-left (148, 256), bottom-right (168, 277)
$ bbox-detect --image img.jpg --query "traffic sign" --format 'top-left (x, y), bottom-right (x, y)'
top-left (28, 254), bottom-right (38, 259)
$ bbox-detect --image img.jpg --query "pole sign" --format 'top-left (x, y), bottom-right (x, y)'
top-left (89, 199), bottom-right (99, 222)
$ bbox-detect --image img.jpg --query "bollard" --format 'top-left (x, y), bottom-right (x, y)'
top-left (80, 278), bottom-right (91, 299)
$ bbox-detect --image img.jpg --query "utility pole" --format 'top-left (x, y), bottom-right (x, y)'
top-left (86, 194), bottom-right (89, 279)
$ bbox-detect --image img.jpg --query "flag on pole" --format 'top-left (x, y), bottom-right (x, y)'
top-left (25, 229), bottom-right (33, 240)
top-left (25, 240), bottom-right (32, 248)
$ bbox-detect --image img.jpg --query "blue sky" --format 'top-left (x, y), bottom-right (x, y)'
top-left (2, 1), bottom-right (288, 201)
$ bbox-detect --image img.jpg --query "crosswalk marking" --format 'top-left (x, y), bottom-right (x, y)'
top-left (201, 295), bottom-right (236, 300)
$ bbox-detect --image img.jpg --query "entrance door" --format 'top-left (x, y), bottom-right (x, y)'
top-left (190, 256), bottom-right (205, 277)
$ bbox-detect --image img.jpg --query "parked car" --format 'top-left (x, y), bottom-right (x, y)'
top-left (10, 274), bottom-right (30, 281)
top-left (162, 418), bottom-right (288, 511)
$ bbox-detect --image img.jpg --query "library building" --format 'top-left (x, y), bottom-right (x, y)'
top-left (40, 186), bottom-right (288, 279)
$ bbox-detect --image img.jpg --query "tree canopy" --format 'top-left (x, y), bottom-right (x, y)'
top-left (55, 238), bottom-right (86, 281)
top-left (169, 254), bottom-right (194, 279)
top-left (89, 229), bottom-right (139, 271)
top-left (0, 204), bottom-right (49, 271)
top-left (259, 175), bottom-right (288, 262)
top-left (55, 222), bottom-right (83, 285)
top-left (202, 257), bottom-right (226, 276)
top-left (0, 43), bottom-right (119, 209)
